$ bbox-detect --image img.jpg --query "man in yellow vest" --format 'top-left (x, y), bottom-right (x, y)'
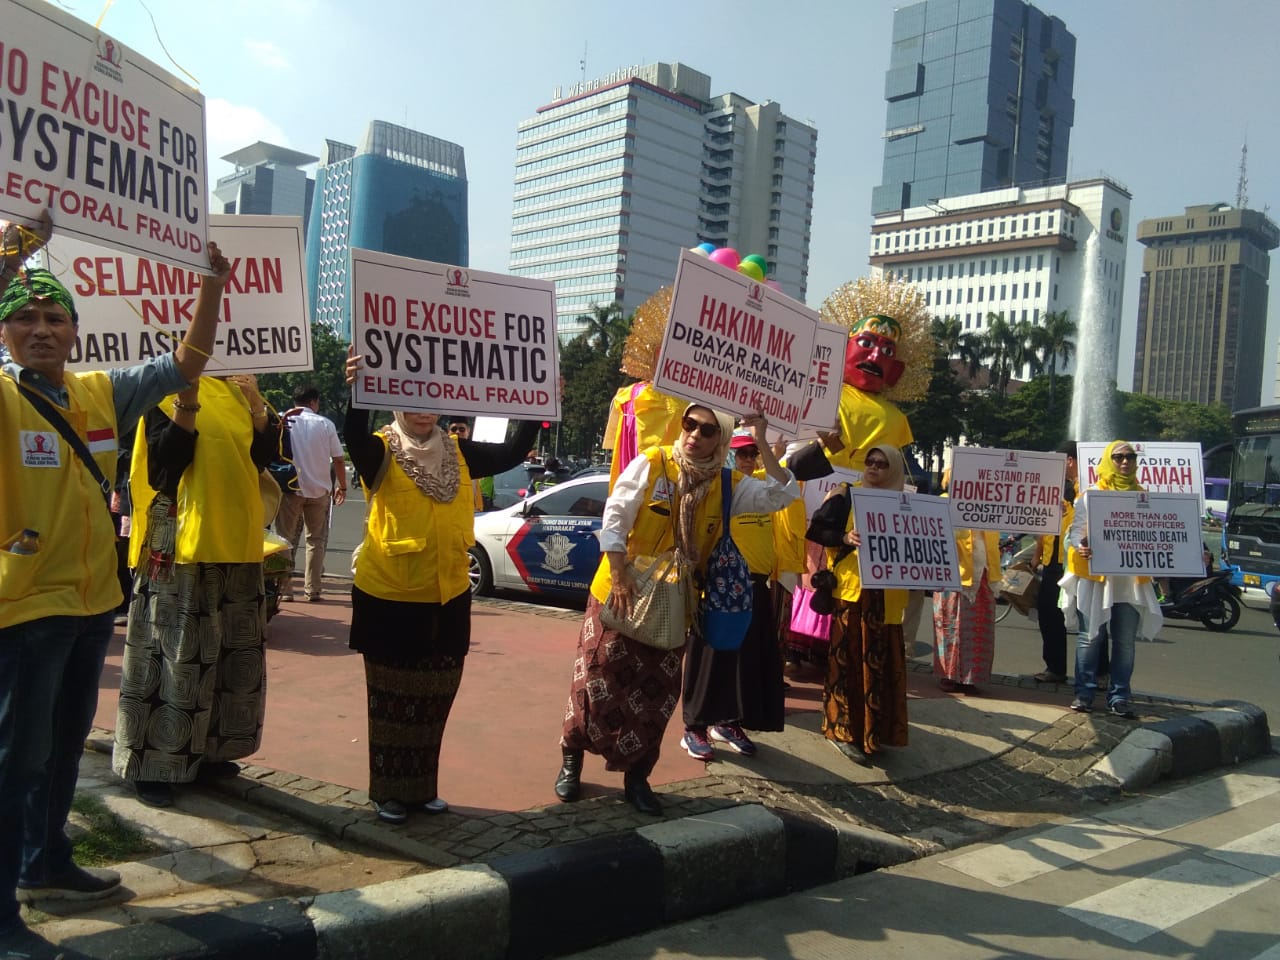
top-left (0, 219), bottom-right (229, 951)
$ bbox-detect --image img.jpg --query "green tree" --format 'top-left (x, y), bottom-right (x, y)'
top-left (1000, 374), bottom-right (1074, 450)
top-left (558, 328), bottom-right (628, 460)
top-left (1157, 400), bottom-right (1231, 449)
top-left (577, 302), bottom-right (629, 356)
top-left (1036, 310), bottom-right (1076, 416)
top-left (255, 323), bottom-right (351, 425)
top-left (902, 347), bottom-right (967, 484)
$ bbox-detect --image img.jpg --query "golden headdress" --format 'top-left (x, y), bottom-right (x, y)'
top-left (820, 276), bottom-right (934, 403)
top-left (619, 286), bottom-right (672, 380)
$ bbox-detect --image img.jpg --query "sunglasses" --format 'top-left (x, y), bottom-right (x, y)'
top-left (681, 416), bottom-right (720, 439)
top-left (864, 458), bottom-right (891, 469)
top-left (1111, 453), bottom-right (1137, 462)
top-left (448, 425), bottom-right (468, 434)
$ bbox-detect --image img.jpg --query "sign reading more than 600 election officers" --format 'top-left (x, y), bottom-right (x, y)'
top-left (852, 488), bottom-right (960, 591)
top-left (50, 215), bottom-right (311, 376)
top-left (1084, 490), bottom-right (1205, 577)
top-left (1, 0), bottom-right (209, 272)
top-left (654, 249), bottom-right (818, 434)
top-left (350, 249), bottom-right (560, 420)
top-left (947, 447), bottom-right (1067, 536)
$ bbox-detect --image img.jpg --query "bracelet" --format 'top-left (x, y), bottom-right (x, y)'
top-left (173, 400), bottom-right (201, 412)
top-left (251, 408), bottom-right (267, 417)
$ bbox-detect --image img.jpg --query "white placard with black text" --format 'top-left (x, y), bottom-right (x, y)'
top-left (1084, 490), bottom-right (1205, 577)
top-left (852, 488), bottom-right (960, 591)
top-left (947, 447), bottom-right (1066, 535)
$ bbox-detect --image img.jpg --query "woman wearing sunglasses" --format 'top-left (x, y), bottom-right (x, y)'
top-left (1059, 441), bottom-right (1162, 719)
top-left (814, 444), bottom-right (911, 766)
top-left (555, 404), bottom-right (799, 814)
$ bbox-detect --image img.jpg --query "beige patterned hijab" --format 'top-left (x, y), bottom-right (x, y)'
top-left (669, 403), bottom-right (735, 566)
top-left (375, 412), bottom-right (460, 502)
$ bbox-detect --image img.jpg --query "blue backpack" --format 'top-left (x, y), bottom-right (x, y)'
top-left (700, 469), bottom-right (753, 651)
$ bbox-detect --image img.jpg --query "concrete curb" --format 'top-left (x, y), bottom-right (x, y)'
top-left (1086, 700), bottom-right (1272, 792)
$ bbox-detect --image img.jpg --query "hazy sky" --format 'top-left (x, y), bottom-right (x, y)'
top-left (70, 0), bottom-right (1280, 394)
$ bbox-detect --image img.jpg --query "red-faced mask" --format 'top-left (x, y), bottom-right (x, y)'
top-left (844, 329), bottom-right (905, 392)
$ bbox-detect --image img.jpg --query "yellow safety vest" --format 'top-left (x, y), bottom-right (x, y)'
top-left (129, 377), bottom-right (265, 567)
top-left (590, 446), bottom-right (735, 604)
top-left (0, 371), bottom-right (120, 626)
top-left (355, 438), bottom-right (475, 604)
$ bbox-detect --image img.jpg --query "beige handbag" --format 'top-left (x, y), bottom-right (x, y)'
top-left (600, 549), bottom-right (690, 650)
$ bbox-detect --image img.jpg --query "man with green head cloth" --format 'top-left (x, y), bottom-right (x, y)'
top-left (0, 216), bottom-right (230, 951)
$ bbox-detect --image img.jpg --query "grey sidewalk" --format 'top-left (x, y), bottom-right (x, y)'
top-left (21, 659), bottom-right (1270, 960)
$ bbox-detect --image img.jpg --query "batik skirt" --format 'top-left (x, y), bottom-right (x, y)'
top-left (932, 574), bottom-right (996, 685)
top-left (822, 591), bottom-right (909, 755)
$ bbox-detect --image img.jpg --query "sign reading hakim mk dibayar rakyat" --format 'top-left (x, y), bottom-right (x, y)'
top-left (51, 215), bottom-right (311, 376)
top-left (654, 249), bottom-right (818, 434)
top-left (1, 0), bottom-right (209, 272)
top-left (350, 249), bottom-right (560, 420)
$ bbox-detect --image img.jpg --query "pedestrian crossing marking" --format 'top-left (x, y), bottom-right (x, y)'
top-left (1061, 857), bottom-right (1267, 943)
top-left (1204, 822), bottom-right (1280, 880)
top-left (942, 819), bottom-right (1144, 887)
top-left (1094, 773), bottom-right (1280, 836)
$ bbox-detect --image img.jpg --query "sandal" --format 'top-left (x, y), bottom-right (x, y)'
top-left (938, 677), bottom-right (962, 693)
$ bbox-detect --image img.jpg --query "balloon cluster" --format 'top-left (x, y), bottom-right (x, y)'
top-left (690, 242), bottom-right (781, 289)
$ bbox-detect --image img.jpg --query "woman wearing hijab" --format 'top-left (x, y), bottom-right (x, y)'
top-left (1059, 440), bottom-right (1161, 718)
top-left (343, 353), bottom-right (538, 824)
top-left (554, 404), bottom-right (799, 814)
top-left (114, 374), bottom-right (281, 808)
top-left (813, 444), bottom-right (911, 765)
top-left (931, 468), bottom-right (1002, 695)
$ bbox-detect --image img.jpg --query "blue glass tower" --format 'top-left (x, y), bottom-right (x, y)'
top-left (872, 0), bottom-right (1075, 214)
top-left (307, 121), bottom-right (468, 338)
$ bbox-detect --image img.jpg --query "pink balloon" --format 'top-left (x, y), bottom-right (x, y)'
top-left (708, 247), bottom-right (740, 269)
top-left (765, 279), bottom-right (782, 290)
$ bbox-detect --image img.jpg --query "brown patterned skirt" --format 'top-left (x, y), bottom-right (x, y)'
top-left (822, 591), bottom-right (908, 755)
top-left (561, 597), bottom-right (684, 774)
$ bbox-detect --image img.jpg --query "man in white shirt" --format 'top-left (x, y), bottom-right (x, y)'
top-left (275, 386), bottom-right (346, 601)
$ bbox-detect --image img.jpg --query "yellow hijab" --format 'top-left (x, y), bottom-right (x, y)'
top-left (1096, 440), bottom-right (1143, 492)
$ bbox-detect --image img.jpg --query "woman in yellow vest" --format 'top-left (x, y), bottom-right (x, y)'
top-left (1059, 440), bottom-right (1162, 718)
top-left (113, 375), bottom-right (281, 808)
top-left (931, 469), bottom-right (1003, 695)
top-left (555, 405), bottom-right (799, 814)
top-left (343, 353), bottom-right (538, 825)
top-left (809, 444), bottom-right (910, 765)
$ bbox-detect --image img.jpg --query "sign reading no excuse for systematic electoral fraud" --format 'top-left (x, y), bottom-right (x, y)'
top-left (49, 215), bottom-right (311, 376)
top-left (947, 447), bottom-right (1067, 536)
top-left (1084, 490), bottom-right (1205, 577)
top-left (350, 248), bottom-right (561, 420)
top-left (1, 0), bottom-right (209, 272)
top-left (654, 249), bottom-right (819, 435)
top-left (851, 488), bottom-right (960, 591)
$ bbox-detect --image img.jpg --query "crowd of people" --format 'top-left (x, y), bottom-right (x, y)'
top-left (0, 220), bottom-right (1162, 954)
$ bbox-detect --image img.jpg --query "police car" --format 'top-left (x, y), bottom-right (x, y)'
top-left (468, 474), bottom-right (609, 600)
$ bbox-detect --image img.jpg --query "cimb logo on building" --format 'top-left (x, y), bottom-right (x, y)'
top-left (1105, 207), bottom-right (1125, 243)
top-left (444, 267), bottom-right (470, 299)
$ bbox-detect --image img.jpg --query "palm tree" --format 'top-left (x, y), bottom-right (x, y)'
top-left (1037, 310), bottom-right (1077, 414)
top-left (982, 312), bottom-right (1023, 395)
top-left (931, 315), bottom-right (987, 385)
top-left (577, 302), bottom-right (629, 356)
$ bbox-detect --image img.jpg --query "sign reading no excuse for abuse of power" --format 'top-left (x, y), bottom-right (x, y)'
top-left (350, 248), bottom-right (560, 420)
top-left (654, 249), bottom-right (818, 434)
top-left (51, 215), bottom-right (311, 376)
top-left (947, 447), bottom-right (1067, 536)
top-left (1084, 490), bottom-right (1205, 577)
top-left (2, 0), bottom-right (209, 272)
top-left (851, 487), bottom-right (960, 591)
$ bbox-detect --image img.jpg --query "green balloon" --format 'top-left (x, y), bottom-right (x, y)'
top-left (743, 254), bottom-right (769, 275)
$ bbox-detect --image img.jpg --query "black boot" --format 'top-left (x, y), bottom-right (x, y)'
top-left (554, 748), bottom-right (584, 802)
top-left (623, 771), bottom-right (662, 816)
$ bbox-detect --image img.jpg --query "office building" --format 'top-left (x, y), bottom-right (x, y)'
top-left (869, 176), bottom-right (1131, 380)
top-left (307, 121), bottom-right (468, 338)
top-left (213, 142), bottom-right (317, 231)
top-left (509, 62), bottom-right (817, 340)
top-left (872, 0), bottom-right (1076, 215)
top-left (1132, 204), bottom-right (1279, 410)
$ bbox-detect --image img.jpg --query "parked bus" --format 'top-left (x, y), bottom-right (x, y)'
top-left (1221, 406), bottom-right (1280, 594)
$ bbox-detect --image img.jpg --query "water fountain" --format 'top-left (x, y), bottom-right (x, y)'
top-left (1068, 231), bottom-right (1113, 441)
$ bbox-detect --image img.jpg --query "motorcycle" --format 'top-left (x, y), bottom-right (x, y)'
top-left (1159, 568), bottom-right (1242, 632)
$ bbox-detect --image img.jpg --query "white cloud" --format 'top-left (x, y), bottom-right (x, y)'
top-left (243, 39), bottom-right (290, 71)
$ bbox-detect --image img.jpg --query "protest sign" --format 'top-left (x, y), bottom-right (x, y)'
top-left (802, 467), bottom-right (863, 519)
top-left (50, 215), bottom-right (310, 375)
top-left (1078, 441), bottom-right (1203, 506)
top-left (350, 249), bottom-right (559, 419)
top-left (797, 321), bottom-right (846, 436)
top-left (1, 0), bottom-right (209, 272)
top-left (1084, 490), bottom-right (1205, 577)
top-left (947, 447), bottom-right (1066, 535)
top-left (653, 249), bottom-right (817, 433)
top-left (851, 488), bottom-right (959, 591)
top-left (472, 416), bottom-right (509, 444)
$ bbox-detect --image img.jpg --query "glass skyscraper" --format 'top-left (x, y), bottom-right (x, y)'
top-left (306, 121), bottom-right (468, 338)
top-left (872, 0), bottom-right (1076, 214)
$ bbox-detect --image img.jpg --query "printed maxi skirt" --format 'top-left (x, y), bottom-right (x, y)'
top-left (822, 591), bottom-right (909, 756)
top-left (932, 573), bottom-right (997, 686)
top-left (562, 597), bottom-right (684, 774)
top-left (113, 496), bottom-right (268, 783)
